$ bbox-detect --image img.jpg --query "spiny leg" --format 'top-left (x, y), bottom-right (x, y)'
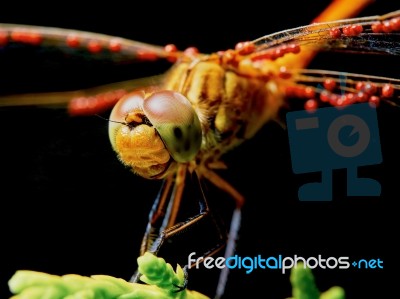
top-left (139, 164), bottom-right (188, 255)
top-left (139, 175), bottom-right (174, 256)
top-left (131, 165), bottom-right (187, 282)
top-left (133, 164), bottom-right (228, 289)
top-left (166, 164), bottom-right (188, 228)
top-left (130, 176), bottom-right (173, 283)
top-left (200, 167), bottom-right (244, 299)
top-left (145, 170), bottom-right (228, 292)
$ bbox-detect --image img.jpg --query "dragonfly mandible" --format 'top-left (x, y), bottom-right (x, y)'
top-left (0, 0), bottom-right (396, 298)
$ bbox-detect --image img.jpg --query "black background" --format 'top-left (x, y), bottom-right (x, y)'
top-left (0, 1), bottom-right (397, 298)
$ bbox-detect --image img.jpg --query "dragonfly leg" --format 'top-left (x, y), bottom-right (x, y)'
top-left (134, 165), bottom-right (242, 296)
top-left (200, 168), bottom-right (244, 299)
top-left (135, 164), bottom-right (189, 256)
top-left (132, 164), bottom-right (228, 283)
top-left (130, 166), bottom-right (186, 283)
top-left (139, 175), bottom-right (174, 255)
top-left (140, 172), bottom-right (227, 292)
top-left (138, 164), bottom-right (188, 256)
top-left (147, 206), bottom-right (225, 259)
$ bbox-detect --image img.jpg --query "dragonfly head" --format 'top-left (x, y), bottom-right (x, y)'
top-left (108, 90), bottom-right (202, 179)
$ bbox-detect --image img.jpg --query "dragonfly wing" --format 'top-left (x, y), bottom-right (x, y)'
top-left (229, 11), bottom-right (400, 111)
top-left (0, 75), bottom-right (165, 116)
top-left (0, 24), bottom-right (182, 114)
top-left (237, 10), bottom-right (400, 70)
top-left (283, 69), bottom-right (400, 112)
top-left (0, 23), bottom-right (182, 64)
top-left (252, 11), bottom-right (400, 52)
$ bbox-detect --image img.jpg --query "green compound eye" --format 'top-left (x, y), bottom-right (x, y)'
top-left (143, 91), bottom-right (202, 163)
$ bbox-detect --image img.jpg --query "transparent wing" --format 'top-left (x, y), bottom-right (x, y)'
top-left (235, 10), bottom-right (400, 70)
top-left (251, 11), bottom-right (400, 54)
top-left (283, 69), bottom-right (400, 112)
top-left (0, 24), bottom-right (188, 115)
top-left (228, 10), bottom-right (400, 111)
top-left (0, 23), bottom-right (183, 63)
top-left (0, 75), bottom-right (164, 116)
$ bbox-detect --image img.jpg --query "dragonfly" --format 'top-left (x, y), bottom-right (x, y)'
top-left (0, 0), bottom-right (396, 298)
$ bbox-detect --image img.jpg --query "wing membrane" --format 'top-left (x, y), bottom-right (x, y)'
top-left (0, 24), bottom-right (178, 114)
top-left (250, 11), bottom-right (400, 56)
top-left (283, 69), bottom-right (400, 110)
top-left (0, 23), bottom-right (183, 63)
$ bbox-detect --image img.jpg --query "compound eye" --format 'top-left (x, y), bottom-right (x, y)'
top-left (108, 91), bottom-right (145, 150)
top-left (143, 91), bottom-right (202, 162)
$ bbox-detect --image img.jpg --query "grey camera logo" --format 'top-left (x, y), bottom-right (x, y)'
top-left (286, 103), bottom-right (382, 201)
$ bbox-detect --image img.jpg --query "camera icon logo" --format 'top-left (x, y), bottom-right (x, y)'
top-left (286, 103), bottom-right (382, 201)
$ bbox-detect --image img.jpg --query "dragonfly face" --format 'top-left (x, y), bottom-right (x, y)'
top-left (108, 90), bottom-right (202, 178)
top-left (0, 1), bottom-right (397, 298)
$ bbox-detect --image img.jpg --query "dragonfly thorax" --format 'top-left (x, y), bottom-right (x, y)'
top-left (163, 59), bottom-right (284, 166)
